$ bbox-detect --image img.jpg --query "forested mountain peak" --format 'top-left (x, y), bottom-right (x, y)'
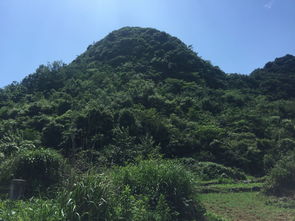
top-left (75, 26), bottom-right (204, 72)
top-left (250, 54), bottom-right (295, 98)
top-left (263, 54), bottom-right (295, 73)
top-left (73, 27), bottom-right (225, 87)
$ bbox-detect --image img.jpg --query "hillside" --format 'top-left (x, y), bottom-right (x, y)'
top-left (0, 27), bottom-right (294, 176)
top-left (1, 26), bottom-right (295, 221)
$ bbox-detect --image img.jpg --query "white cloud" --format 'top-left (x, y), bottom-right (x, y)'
top-left (264, 0), bottom-right (275, 9)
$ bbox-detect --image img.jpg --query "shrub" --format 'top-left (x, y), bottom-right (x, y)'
top-left (183, 160), bottom-right (246, 181)
top-left (0, 142), bottom-right (19, 157)
top-left (0, 141), bottom-right (37, 160)
top-left (111, 159), bottom-right (205, 221)
top-left (263, 151), bottom-right (295, 196)
top-left (10, 148), bottom-right (65, 194)
top-left (0, 158), bottom-right (14, 185)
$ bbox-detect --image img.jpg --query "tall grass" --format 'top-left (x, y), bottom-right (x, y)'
top-left (0, 199), bottom-right (63, 221)
top-left (110, 159), bottom-right (205, 221)
top-left (58, 173), bottom-right (112, 221)
top-left (0, 159), bottom-right (206, 221)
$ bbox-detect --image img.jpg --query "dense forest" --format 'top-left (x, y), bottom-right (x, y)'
top-left (0, 27), bottom-right (295, 220)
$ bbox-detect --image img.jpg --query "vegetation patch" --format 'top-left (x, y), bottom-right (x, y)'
top-left (197, 182), bottom-right (263, 194)
top-left (200, 192), bottom-right (295, 221)
top-left (263, 150), bottom-right (295, 196)
top-left (0, 159), bottom-right (205, 221)
top-left (181, 159), bottom-right (246, 181)
top-left (0, 148), bottom-right (66, 196)
top-left (58, 173), bottom-right (112, 221)
top-left (1, 27), bottom-right (295, 220)
top-left (110, 159), bottom-right (205, 221)
top-left (0, 199), bottom-right (63, 221)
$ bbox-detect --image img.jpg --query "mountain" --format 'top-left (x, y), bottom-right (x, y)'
top-left (0, 27), bottom-right (295, 176)
top-left (74, 27), bottom-right (225, 88)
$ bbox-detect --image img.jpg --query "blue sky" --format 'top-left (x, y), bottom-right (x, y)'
top-left (0, 0), bottom-right (294, 88)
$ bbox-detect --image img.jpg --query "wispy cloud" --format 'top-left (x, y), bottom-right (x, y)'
top-left (264, 0), bottom-right (275, 9)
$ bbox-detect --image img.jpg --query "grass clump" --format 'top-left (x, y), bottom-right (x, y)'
top-left (111, 159), bottom-right (205, 221)
top-left (58, 173), bottom-right (112, 221)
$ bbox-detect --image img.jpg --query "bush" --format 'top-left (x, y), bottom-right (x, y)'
top-left (263, 151), bottom-right (295, 196)
top-left (8, 148), bottom-right (65, 194)
top-left (111, 159), bottom-right (205, 221)
top-left (0, 142), bottom-right (19, 157)
top-left (183, 160), bottom-right (246, 181)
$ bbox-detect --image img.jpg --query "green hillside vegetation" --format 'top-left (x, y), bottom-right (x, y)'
top-left (0, 27), bottom-right (295, 220)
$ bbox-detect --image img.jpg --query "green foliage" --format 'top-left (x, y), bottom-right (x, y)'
top-left (2, 148), bottom-right (65, 194)
top-left (0, 142), bottom-right (19, 157)
top-left (263, 151), bottom-right (295, 196)
top-left (111, 159), bottom-right (205, 221)
top-left (72, 149), bottom-right (102, 172)
top-left (41, 121), bottom-right (64, 148)
top-left (197, 181), bottom-right (263, 193)
top-left (57, 160), bottom-right (204, 221)
top-left (1, 26), bottom-right (295, 180)
top-left (1, 26), bottom-right (295, 220)
top-left (200, 192), bottom-right (295, 221)
top-left (78, 27), bottom-right (218, 79)
top-left (251, 54), bottom-right (295, 99)
top-left (58, 173), bottom-right (111, 221)
top-left (102, 127), bottom-right (161, 166)
top-left (204, 212), bottom-right (230, 221)
top-left (22, 61), bottom-right (66, 93)
top-left (0, 199), bottom-right (63, 221)
top-left (184, 161), bottom-right (246, 181)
